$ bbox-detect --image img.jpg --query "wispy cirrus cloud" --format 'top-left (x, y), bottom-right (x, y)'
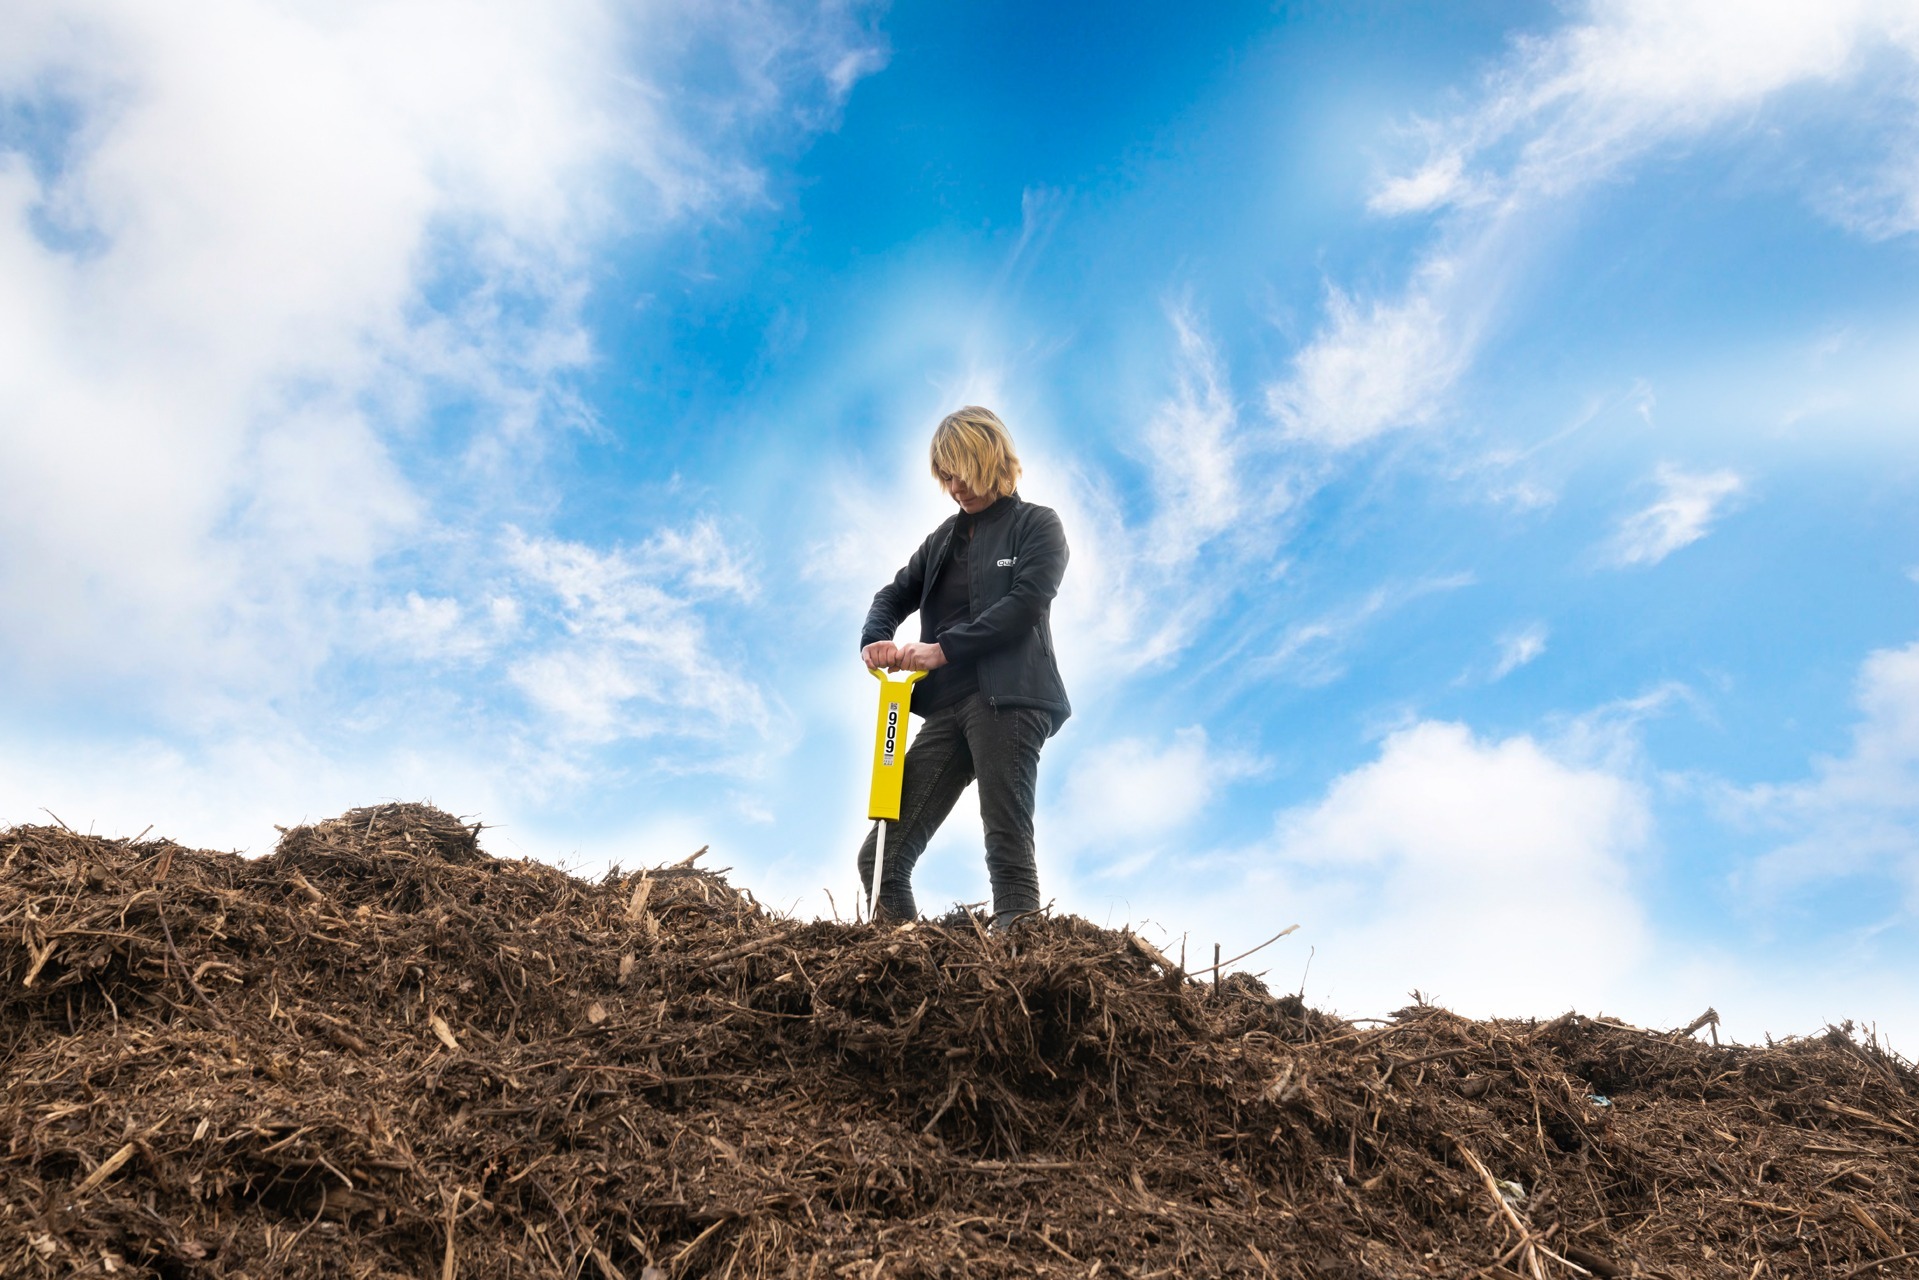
top-left (1260, 573), bottom-right (1477, 687)
top-left (1490, 623), bottom-right (1550, 680)
top-left (1607, 465), bottom-right (1744, 567)
top-left (1379, 1), bottom-right (1909, 218)
top-left (504, 522), bottom-right (774, 756)
top-left (1267, 263), bottom-right (1476, 450)
top-left (1141, 307), bottom-right (1246, 565)
top-left (1272, 1), bottom-right (1919, 462)
top-left (1020, 305), bottom-right (1276, 688)
top-left (1368, 152), bottom-right (1470, 217)
top-left (1085, 305), bottom-right (1286, 674)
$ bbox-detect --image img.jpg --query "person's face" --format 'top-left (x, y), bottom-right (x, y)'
top-left (940, 470), bottom-right (995, 514)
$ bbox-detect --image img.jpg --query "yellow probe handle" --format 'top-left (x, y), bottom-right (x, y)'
top-left (866, 666), bottom-right (927, 822)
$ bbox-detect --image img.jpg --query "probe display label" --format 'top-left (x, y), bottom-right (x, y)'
top-left (883, 702), bottom-right (901, 766)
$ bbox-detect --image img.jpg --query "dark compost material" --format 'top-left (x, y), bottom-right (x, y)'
top-left (3, 804), bottom-right (1916, 1278)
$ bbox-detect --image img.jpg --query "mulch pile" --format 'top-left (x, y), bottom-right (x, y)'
top-left (3, 804), bottom-right (1916, 1279)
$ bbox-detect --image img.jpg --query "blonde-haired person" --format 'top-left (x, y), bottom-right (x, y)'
top-left (859, 407), bottom-right (1071, 931)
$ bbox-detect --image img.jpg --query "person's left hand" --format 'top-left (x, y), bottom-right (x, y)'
top-left (891, 641), bottom-right (948, 672)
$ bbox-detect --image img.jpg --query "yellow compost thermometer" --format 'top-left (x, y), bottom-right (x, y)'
top-left (866, 667), bottom-right (927, 921)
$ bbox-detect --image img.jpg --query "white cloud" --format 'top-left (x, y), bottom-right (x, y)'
top-left (1055, 689), bottom-right (1910, 1047)
top-left (1550, 681), bottom-right (1691, 774)
top-left (1206, 721), bottom-right (1652, 1019)
top-left (1261, 573), bottom-right (1476, 686)
top-left (1607, 464), bottom-right (1744, 567)
top-left (503, 522), bottom-right (773, 754)
top-left (1279, 723), bottom-right (1644, 869)
top-left (364, 592), bottom-right (484, 663)
top-left (1281, 2), bottom-right (1919, 466)
top-left (0, 719), bottom-right (741, 890)
top-left (1140, 307), bottom-right (1245, 564)
top-left (1742, 640), bottom-right (1919, 912)
top-left (1050, 305), bottom-right (1277, 681)
top-left (1268, 269), bottom-right (1471, 449)
top-left (1368, 152), bottom-right (1470, 216)
top-left (1380, 1), bottom-right (1914, 216)
top-left (0, 728), bottom-right (491, 857)
top-left (1822, 144), bottom-right (1919, 241)
top-left (1491, 623), bottom-right (1549, 680)
top-left (0, 0), bottom-right (877, 705)
top-left (1053, 727), bottom-right (1262, 866)
top-left (1086, 308), bottom-right (1275, 670)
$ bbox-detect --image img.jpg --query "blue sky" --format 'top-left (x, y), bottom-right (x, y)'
top-left (4, 0), bottom-right (1918, 1046)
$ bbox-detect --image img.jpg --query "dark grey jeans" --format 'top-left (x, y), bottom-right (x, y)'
top-left (857, 692), bottom-right (1050, 924)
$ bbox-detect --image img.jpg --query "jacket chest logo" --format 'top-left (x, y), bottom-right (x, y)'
top-left (996, 557), bottom-right (1016, 567)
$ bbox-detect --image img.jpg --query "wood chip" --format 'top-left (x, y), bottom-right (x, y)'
top-left (430, 1015), bottom-right (461, 1052)
top-left (72, 1143), bottom-right (136, 1197)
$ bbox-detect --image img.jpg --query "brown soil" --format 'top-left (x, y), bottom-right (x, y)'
top-left (3, 803), bottom-right (1915, 1279)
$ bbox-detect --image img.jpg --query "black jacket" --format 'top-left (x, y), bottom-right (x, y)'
top-left (860, 492), bottom-right (1071, 734)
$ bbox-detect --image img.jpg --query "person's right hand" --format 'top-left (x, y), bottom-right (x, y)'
top-left (862, 641), bottom-right (900, 670)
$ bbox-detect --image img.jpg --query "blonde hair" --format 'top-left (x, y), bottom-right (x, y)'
top-left (929, 406), bottom-right (1022, 500)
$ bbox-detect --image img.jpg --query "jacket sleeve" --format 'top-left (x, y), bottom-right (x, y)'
top-left (935, 507), bottom-right (1068, 664)
top-left (859, 528), bottom-right (939, 650)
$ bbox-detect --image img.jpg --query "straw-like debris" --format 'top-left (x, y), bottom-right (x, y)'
top-left (3, 804), bottom-right (1915, 1277)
